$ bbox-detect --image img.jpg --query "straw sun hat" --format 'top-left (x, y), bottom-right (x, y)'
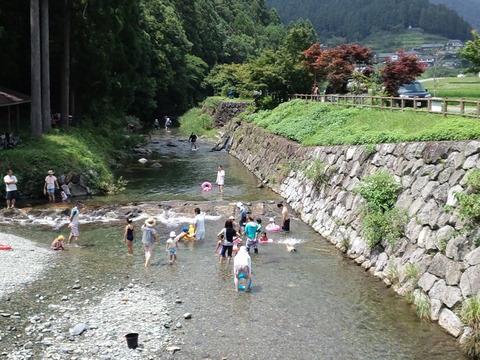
top-left (145, 217), bottom-right (156, 226)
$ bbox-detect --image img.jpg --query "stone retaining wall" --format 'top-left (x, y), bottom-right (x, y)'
top-left (227, 120), bottom-right (480, 340)
top-left (211, 101), bottom-right (254, 128)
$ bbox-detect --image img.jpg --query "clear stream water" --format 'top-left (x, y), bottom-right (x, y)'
top-left (0, 130), bottom-right (467, 359)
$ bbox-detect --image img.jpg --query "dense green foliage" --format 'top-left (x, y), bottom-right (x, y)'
top-left (458, 30), bottom-right (480, 75)
top-left (0, 125), bottom-right (145, 198)
top-left (353, 171), bottom-right (406, 248)
top-left (266, 0), bottom-right (472, 45)
top-left (0, 0), bottom-right (287, 126)
top-left (177, 108), bottom-right (217, 138)
top-left (239, 100), bottom-right (480, 146)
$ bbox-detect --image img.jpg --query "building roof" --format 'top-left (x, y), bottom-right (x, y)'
top-left (0, 87), bottom-right (31, 107)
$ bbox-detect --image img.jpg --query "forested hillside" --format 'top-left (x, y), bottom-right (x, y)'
top-left (431, 0), bottom-right (480, 32)
top-left (265, 0), bottom-right (473, 46)
top-left (0, 0), bottom-right (288, 123)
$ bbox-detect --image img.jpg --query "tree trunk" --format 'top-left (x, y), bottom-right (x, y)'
top-left (30, 0), bottom-right (42, 137)
top-left (60, 0), bottom-right (71, 130)
top-left (41, 0), bottom-right (51, 132)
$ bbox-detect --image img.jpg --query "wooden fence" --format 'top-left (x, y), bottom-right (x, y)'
top-left (292, 93), bottom-right (480, 118)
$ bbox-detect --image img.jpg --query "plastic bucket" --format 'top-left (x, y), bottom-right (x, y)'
top-left (125, 333), bottom-right (139, 349)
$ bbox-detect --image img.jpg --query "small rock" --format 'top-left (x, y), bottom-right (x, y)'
top-left (175, 298), bottom-right (182, 304)
top-left (166, 346), bottom-right (181, 354)
top-left (69, 323), bottom-right (86, 336)
top-left (24, 342), bottom-right (34, 349)
top-left (72, 285), bottom-right (81, 290)
top-left (175, 322), bottom-right (182, 329)
top-left (183, 313), bottom-right (192, 319)
top-left (1, 313), bottom-right (11, 318)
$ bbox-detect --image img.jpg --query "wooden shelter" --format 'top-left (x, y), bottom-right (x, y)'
top-left (0, 87), bottom-right (31, 134)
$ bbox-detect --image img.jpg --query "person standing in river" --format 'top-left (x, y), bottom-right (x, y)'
top-left (43, 170), bottom-right (60, 203)
top-left (4, 169), bottom-right (18, 209)
top-left (188, 132), bottom-right (198, 150)
top-left (217, 219), bottom-right (241, 264)
top-left (142, 217), bottom-right (160, 267)
top-left (123, 218), bottom-right (135, 256)
top-left (193, 207), bottom-right (205, 240)
top-left (277, 203), bottom-right (290, 231)
top-left (68, 201), bottom-right (83, 247)
top-left (245, 214), bottom-right (261, 254)
top-left (216, 165), bottom-right (225, 193)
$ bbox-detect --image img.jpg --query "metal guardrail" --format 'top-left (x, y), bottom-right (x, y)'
top-left (292, 94), bottom-right (480, 118)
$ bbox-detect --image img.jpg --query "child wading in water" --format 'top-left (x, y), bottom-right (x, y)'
top-left (123, 218), bottom-right (135, 256)
top-left (166, 231), bottom-right (178, 263)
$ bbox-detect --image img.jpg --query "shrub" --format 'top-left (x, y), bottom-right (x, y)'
top-left (415, 293), bottom-right (431, 323)
top-left (361, 207), bottom-right (407, 248)
top-left (353, 170), bottom-right (400, 212)
top-left (303, 159), bottom-right (337, 190)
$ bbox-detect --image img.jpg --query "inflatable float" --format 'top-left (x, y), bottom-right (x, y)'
top-left (201, 182), bottom-right (212, 191)
top-left (259, 237), bottom-right (274, 244)
top-left (0, 243), bottom-right (12, 250)
top-left (234, 273), bottom-right (252, 290)
top-left (265, 220), bottom-right (280, 232)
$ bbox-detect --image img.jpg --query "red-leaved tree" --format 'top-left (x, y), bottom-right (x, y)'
top-left (380, 50), bottom-right (425, 96)
top-left (302, 43), bottom-right (373, 93)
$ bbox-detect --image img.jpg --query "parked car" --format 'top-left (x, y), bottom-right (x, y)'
top-left (397, 80), bottom-right (431, 107)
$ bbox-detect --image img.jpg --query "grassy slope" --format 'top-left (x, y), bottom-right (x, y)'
top-left (0, 127), bottom-right (144, 197)
top-left (239, 99), bottom-right (480, 146)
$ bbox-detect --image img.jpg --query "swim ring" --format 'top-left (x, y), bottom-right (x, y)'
top-left (259, 237), bottom-right (274, 244)
top-left (201, 182), bottom-right (212, 191)
top-left (265, 223), bottom-right (280, 232)
top-left (234, 273), bottom-right (252, 290)
top-left (0, 243), bottom-right (12, 250)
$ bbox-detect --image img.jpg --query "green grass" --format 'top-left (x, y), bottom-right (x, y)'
top-left (422, 77), bottom-right (480, 101)
top-left (239, 99), bottom-right (480, 146)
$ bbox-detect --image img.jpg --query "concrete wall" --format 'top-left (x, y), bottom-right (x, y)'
top-left (227, 120), bottom-right (480, 340)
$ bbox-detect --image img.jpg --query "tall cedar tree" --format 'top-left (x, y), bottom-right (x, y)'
top-left (380, 50), bottom-right (425, 96)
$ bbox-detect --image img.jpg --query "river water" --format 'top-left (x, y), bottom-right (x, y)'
top-left (0, 131), bottom-right (467, 359)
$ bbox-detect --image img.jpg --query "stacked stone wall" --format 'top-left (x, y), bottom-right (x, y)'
top-left (227, 120), bottom-right (480, 340)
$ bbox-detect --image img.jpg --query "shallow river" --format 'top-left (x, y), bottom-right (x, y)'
top-left (0, 130), bottom-right (467, 359)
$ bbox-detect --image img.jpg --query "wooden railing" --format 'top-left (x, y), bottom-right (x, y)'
top-left (292, 94), bottom-right (480, 118)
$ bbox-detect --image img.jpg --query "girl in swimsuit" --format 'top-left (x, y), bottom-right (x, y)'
top-left (123, 218), bottom-right (135, 256)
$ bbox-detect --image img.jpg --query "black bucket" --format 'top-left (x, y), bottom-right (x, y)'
top-left (125, 333), bottom-right (139, 349)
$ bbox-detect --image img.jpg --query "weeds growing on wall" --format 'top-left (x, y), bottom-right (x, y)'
top-left (461, 296), bottom-right (480, 359)
top-left (415, 293), bottom-right (431, 323)
top-left (454, 169), bottom-right (480, 224)
top-left (303, 159), bottom-right (337, 190)
top-left (354, 171), bottom-right (406, 248)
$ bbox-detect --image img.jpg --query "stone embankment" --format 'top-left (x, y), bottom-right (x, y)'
top-left (226, 120), bottom-right (480, 340)
top-left (208, 100), bottom-right (254, 128)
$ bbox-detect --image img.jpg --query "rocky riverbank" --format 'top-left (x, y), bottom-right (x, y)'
top-left (3, 283), bottom-right (180, 359)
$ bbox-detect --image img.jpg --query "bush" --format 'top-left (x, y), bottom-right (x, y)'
top-left (178, 108), bottom-right (216, 138)
top-left (361, 207), bottom-right (407, 248)
top-left (353, 170), bottom-right (400, 212)
top-left (461, 296), bottom-right (480, 359)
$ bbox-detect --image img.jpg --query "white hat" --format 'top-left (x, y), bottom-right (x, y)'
top-left (269, 217), bottom-right (274, 222)
top-left (145, 217), bottom-right (156, 226)
top-left (236, 202), bottom-right (243, 208)
top-left (47, 170), bottom-right (54, 174)
top-left (169, 231), bottom-right (176, 237)
top-left (228, 216), bottom-right (235, 220)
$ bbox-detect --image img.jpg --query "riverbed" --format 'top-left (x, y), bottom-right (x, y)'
top-left (0, 131), bottom-right (467, 359)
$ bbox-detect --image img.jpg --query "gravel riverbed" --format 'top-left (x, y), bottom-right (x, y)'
top-left (0, 233), bottom-right (181, 359)
top-left (0, 233), bottom-right (54, 300)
